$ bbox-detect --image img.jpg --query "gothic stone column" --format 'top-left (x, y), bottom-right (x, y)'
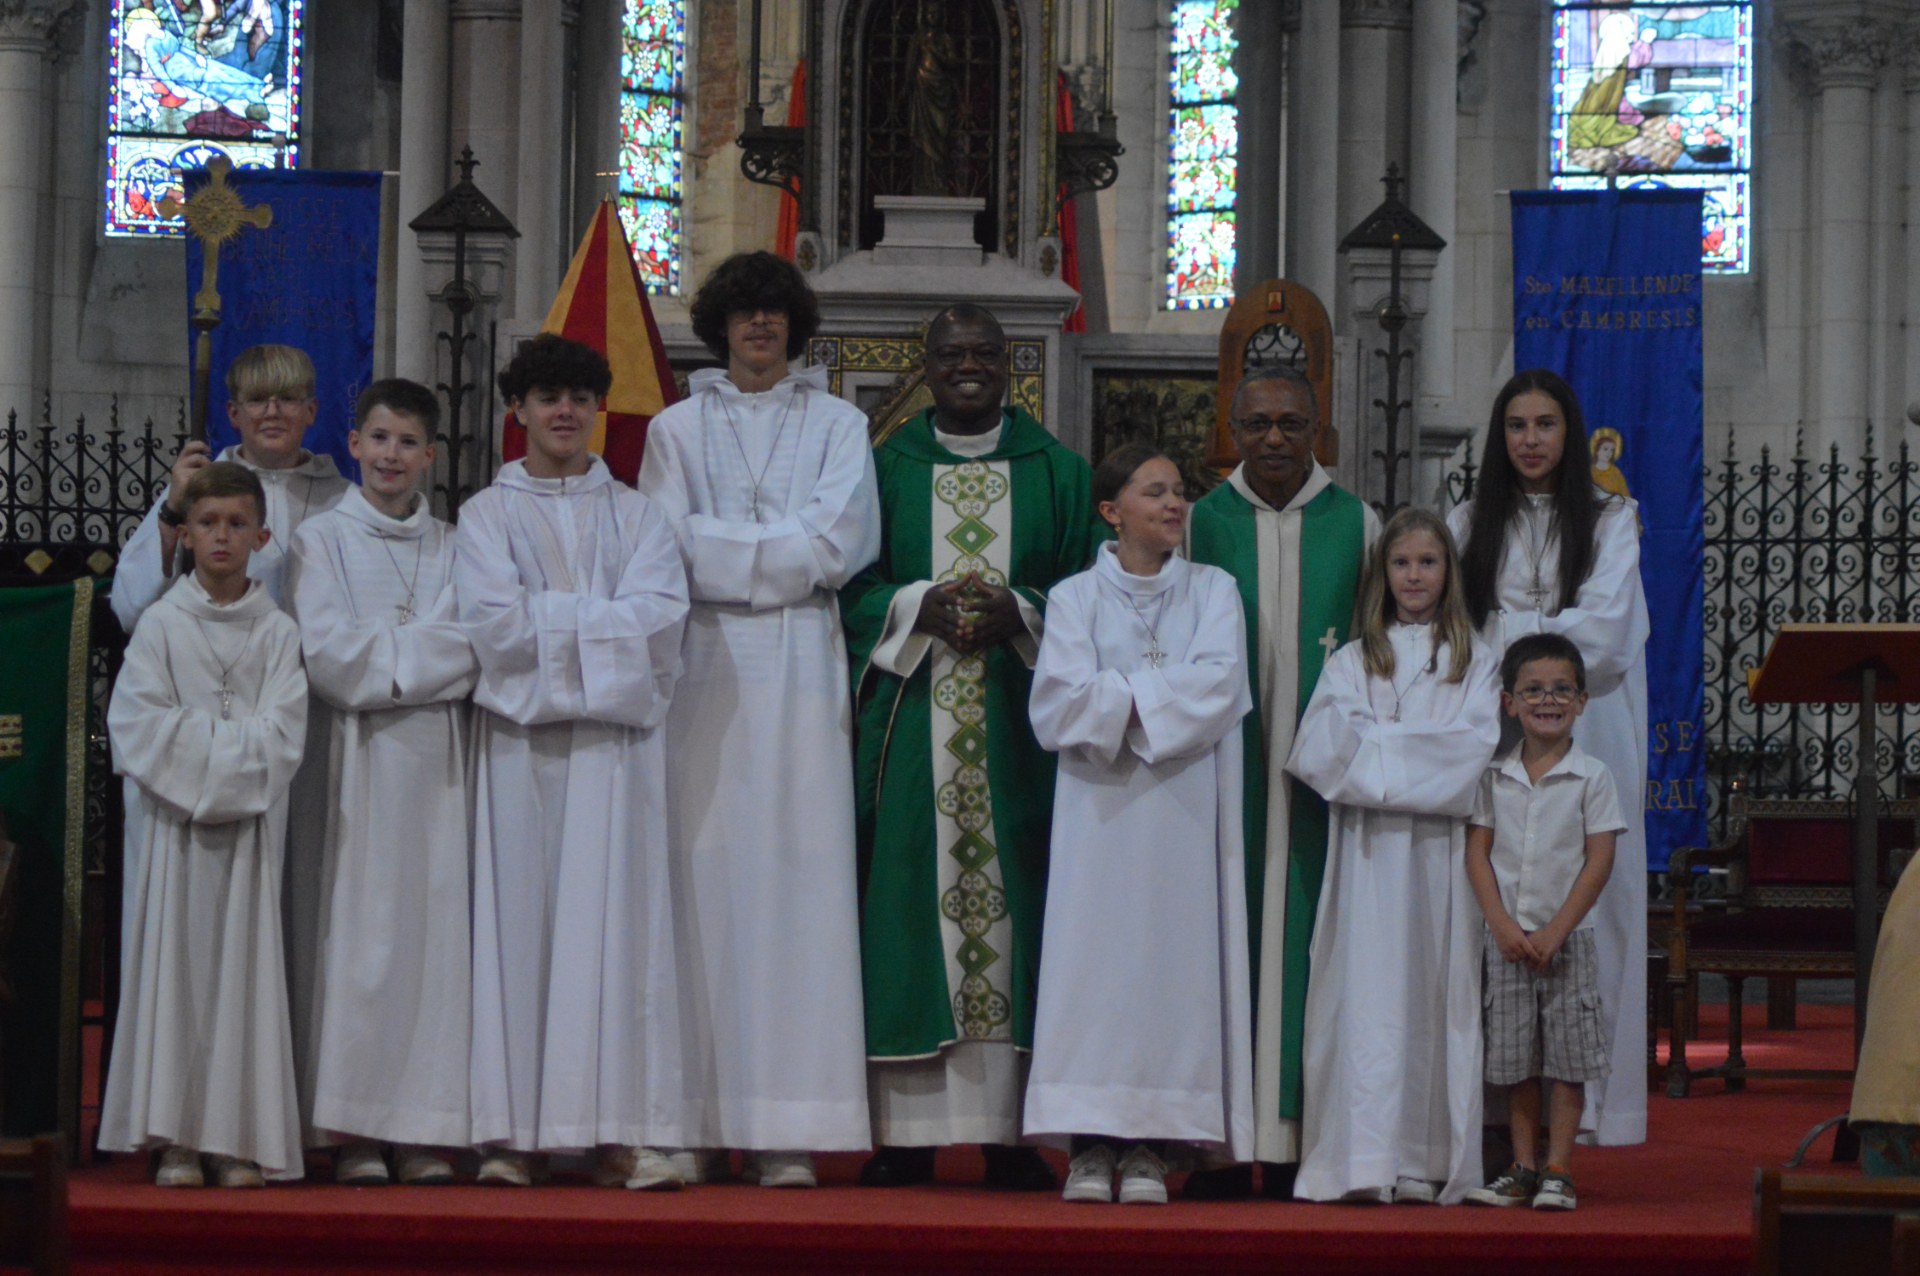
top-left (1904, 22), bottom-right (1920, 427)
top-left (397, 0), bottom-right (451, 383)
top-left (1285, 0), bottom-right (1341, 305)
top-left (1785, 18), bottom-right (1886, 444)
top-left (513, 0), bottom-right (566, 322)
top-left (1408, 0), bottom-right (1455, 408)
top-left (0, 0), bottom-right (81, 417)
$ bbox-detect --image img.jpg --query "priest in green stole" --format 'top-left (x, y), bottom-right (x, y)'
top-left (845, 305), bottom-right (1105, 1190)
top-left (1186, 364), bottom-right (1377, 1198)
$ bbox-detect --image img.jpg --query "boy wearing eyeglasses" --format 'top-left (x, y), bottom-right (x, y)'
top-left (1462, 633), bottom-right (1625, 1213)
top-left (112, 343), bottom-right (350, 632)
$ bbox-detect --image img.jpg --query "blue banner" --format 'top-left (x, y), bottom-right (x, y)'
top-left (1511, 188), bottom-right (1706, 872)
top-left (185, 169), bottom-right (381, 482)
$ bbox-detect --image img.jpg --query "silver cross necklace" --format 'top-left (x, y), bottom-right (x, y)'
top-left (192, 615), bottom-right (258, 720)
top-left (1108, 581), bottom-right (1170, 669)
top-left (376, 532), bottom-right (425, 625)
top-left (1387, 643), bottom-right (1438, 723)
top-left (711, 386), bottom-right (801, 523)
top-left (1520, 500), bottom-right (1555, 612)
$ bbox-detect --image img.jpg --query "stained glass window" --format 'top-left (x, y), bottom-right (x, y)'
top-left (618, 0), bottom-right (685, 295)
top-left (1165, 0), bottom-right (1238, 310)
top-left (1549, 2), bottom-right (1754, 274)
top-left (105, 0), bottom-right (304, 237)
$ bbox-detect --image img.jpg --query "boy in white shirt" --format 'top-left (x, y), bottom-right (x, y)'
top-left (1463, 633), bottom-right (1626, 1213)
top-left (101, 462), bottom-right (309, 1186)
top-left (287, 380), bottom-right (478, 1185)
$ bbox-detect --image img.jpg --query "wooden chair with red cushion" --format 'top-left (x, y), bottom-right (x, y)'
top-left (1664, 794), bottom-right (1918, 1098)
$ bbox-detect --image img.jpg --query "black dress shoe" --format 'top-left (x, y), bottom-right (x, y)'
top-left (859, 1145), bottom-right (936, 1187)
top-left (1182, 1164), bottom-right (1254, 1200)
top-left (1259, 1161), bottom-right (1299, 1200)
top-left (981, 1144), bottom-right (1057, 1191)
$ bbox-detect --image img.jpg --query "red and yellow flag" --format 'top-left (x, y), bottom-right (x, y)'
top-left (502, 198), bottom-right (678, 483)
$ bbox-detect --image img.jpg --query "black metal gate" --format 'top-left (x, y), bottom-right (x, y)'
top-left (1451, 427), bottom-right (1920, 844)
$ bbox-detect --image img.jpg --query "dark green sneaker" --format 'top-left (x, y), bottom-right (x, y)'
top-left (1532, 1165), bottom-right (1577, 1211)
top-left (1464, 1162), bottom-right (1540, 1207)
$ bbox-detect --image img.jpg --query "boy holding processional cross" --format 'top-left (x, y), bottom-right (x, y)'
top-left (100, 462), bottom-right (310, 1186)
top-left (286, 380), bottom-right (478, 1185)
top-left (108, 345), bottom-right (351, 1148)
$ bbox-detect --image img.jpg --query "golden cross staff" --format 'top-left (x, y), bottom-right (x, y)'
top-left (160, 156), bottom-right (273, 442)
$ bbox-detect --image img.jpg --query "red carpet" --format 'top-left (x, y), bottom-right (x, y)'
top-left (68, 1003), bottom-right (1858, 1275)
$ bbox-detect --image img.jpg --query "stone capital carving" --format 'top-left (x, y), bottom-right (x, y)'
top-left (1059, 61), bottom-right (1103, 131)
top-left (1340, 0), bottom-right (1412, 32)
top-left (448, 0), bottom-right (520, 21)
top-left (0, 0), bottom-right (84, 53)
top-left (1458, 0), bottom-right (1489, 110)
top-left (1781, 18), bottom-right (1891, 91)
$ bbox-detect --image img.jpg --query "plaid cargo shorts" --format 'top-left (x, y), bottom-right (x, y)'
top-left (1482, 927), bottom-right (1611, 1086)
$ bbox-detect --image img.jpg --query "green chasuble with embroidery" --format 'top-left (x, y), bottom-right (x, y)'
top-left (846, 407), bottom-right (1106, 1059)
top-left (1189, 474), bottom-right (1367, 1136)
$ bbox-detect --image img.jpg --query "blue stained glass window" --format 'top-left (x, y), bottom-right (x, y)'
top-left (106, 0), bottom-right (304, 237)
top-left (1549, 1), bottom-right (1754, 274)
top-left (1166, 0), bottom-right (1238, 309)
top-left (618, 0), bottom-right (685, 294)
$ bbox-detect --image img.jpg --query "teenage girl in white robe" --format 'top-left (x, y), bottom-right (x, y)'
top-left (1289, 508), bottom-right (1501, 1205)
top-left (1447, 369), bottom-right (1650, 1146)
top-left (1024, 443), bottom-right (1254, 1206)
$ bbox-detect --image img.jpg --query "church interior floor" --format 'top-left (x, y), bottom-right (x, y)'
top-left (65, 1003), bottom-right (1857, 1275)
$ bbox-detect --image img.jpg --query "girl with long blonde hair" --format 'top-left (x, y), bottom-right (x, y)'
top-left (1286, 506), bottom-right (1502, 1205)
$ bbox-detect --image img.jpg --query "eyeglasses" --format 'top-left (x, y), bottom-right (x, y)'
top-left (1232, 415), bottom-right (1314, 439)
top-left (930, 343), bottom-right (1005, 369)
top-left (238, 395), bottom-right (308, 416)
top-left (1515, 685), bottom-right (1582, 705)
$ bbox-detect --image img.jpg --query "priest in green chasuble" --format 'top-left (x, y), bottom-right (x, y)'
top-left (1186, 364), bottom-right (1377, 1199)
top-left (845, 305), bottom-right (1106, 1190)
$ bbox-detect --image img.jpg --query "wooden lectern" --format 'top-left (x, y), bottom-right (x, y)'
top-left (1748, 626), bottom-right (1920, 1036)
top-left (1748, 624), bottom-right (1920, 1158)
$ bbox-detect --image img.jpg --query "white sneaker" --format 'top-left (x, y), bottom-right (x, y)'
top-left (206, 1154), bottom-right (265, 1188)
top-left (1116, 1144), bottom-right (1168, 1205)
top-left (626, 1147), bottom-right (683, 1191)
top-left (594, 1145), bottom-right (683, 1191)
top-left (1339, 1184), bottom-right (1393, 1204)
top-left (666, 1148), bottom-right (730, 1184)
top-left (1062, 1144), bottom-right (1116, 1203)
top-left (335, 1140), bottom-right (389, 1186)
top-left (476, 1149), bottom-right (534, 1187)
top-left (393, 1146), bottom-right (458, 1186)
top-left (154, 1145), bottom-right (203, 1188)
top-left (1393, 1177), bottom-right (1437, 1205)
top-left (751, 1151), bottom-right (817, 1188)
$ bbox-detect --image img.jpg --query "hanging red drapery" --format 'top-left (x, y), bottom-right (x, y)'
top-left (1055, 71), bottom-right (1086, 333)
top-left (775, 60), bottom-right (807, 260)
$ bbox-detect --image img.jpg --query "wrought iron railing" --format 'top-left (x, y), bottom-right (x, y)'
top-left (1450, 427), bottom-right (1920, 844)
top-left (9, 410), bottom-right (1920, 913)
top-left (0, 400), bottom-right (183, 576)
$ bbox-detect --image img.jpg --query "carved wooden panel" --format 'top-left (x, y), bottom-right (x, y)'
top-left (1209, 278), bottom-right (1335, 469)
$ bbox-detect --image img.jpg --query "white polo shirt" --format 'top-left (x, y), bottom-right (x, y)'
top-left (1468, 742), bottom-right (1627, 932)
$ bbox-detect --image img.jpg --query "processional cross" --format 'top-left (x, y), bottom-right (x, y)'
top-left (160, 156), bottom-right (274, 442)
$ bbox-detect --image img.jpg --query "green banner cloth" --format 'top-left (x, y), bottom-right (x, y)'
top-left (0, 576), bottom-right (93, 1142)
